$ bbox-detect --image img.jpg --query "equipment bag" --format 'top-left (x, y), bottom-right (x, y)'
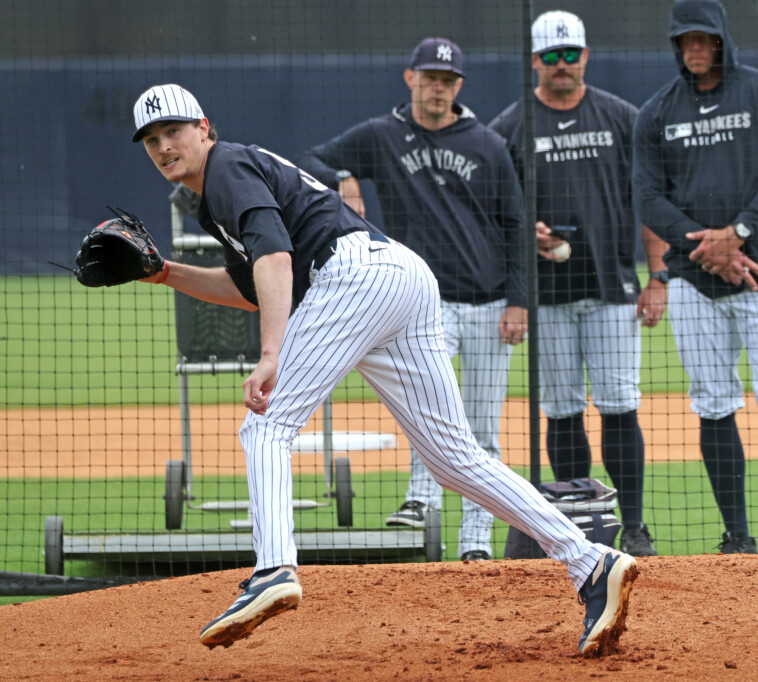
top-left (504, 478), bottom-right (621, 559)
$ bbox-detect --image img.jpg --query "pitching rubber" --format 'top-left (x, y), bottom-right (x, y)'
top-left (200, 583), bottom-right (303, 650)
top-left (580, 555), bottom-right (639, 657)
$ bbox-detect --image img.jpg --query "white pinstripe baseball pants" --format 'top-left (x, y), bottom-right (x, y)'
top-left (406, 299), bottom-right (512, 558)
top-left (238, 232), bottom-right (606, 590)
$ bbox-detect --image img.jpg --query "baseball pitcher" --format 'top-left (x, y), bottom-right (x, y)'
top-left (74, 82), bottom-right (644, 654)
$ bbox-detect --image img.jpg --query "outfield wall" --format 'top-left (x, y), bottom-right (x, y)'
top-left (0, 51), bottom-right (689, 274)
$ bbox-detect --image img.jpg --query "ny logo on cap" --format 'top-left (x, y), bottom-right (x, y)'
top-left (556, 20), bottom-right (568, 38)
top-left (436, 44), bottom-right (453, 62)
top-left (145, 94), bottom-right (162, 115)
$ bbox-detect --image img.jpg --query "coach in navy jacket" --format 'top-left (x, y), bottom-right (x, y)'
top-left (633, 0), bottom-right (758, 553)
top-left (298, 38), bottom-right (527, 562)
top-left (297, 74), bottom-right (526, 309)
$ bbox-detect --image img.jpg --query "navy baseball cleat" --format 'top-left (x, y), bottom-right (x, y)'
top-left (200, 566), bottom-right (302, 649)
top-left (577, 549), bottom-right (639, 657)
top-left (619, 524), bottom-right (658, 557)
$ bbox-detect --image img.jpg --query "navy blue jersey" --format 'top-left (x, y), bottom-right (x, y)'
top-left (633, 0), bottom-right (758, 299)
top-left (490, 86), bottom-right (640, 306)
top-left (297, 103), bottom-right (526, 306)
top-left (196, 141), bottom-right (373, 305)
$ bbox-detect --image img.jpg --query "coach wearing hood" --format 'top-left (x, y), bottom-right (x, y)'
top-left (633, 0), bottom-right (758, 553)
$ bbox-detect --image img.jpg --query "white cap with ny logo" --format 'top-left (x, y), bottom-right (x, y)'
top-left (132, 84), bottom-right (205, 143)
top-left (531, 11), bottom-right (586, 54)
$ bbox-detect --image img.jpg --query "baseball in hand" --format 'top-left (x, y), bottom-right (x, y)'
top-left (550, 241), bottom-right (571, 262)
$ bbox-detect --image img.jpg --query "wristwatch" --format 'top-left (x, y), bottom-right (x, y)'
top-left (335, 169), bottom-right (353, 184)
top-left (734, 222), bottom-right (752, 240)
top-left (649, 270), bottom-right (669, 284)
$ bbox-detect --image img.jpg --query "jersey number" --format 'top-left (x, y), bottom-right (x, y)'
top-left (258, 147), bottom-right (328, 191)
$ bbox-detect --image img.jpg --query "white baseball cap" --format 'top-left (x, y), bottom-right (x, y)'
top-left (132, 84), bottom-right (205, 143)
top-left (531, 11), bottom-right (586, 54)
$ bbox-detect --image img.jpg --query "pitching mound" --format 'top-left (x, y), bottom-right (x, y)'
top-left (2, 555), bottom-right (757, 680)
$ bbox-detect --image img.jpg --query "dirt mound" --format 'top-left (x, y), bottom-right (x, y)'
top-left (2, 555), bottom-right (757, 680)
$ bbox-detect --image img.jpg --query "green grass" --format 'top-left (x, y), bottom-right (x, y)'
top-left (0, 275), bottom-right (373, 407)
top-left (1, 273), bottom-right (753, 408)
top-left (2, 458), bottom-right (755, 603)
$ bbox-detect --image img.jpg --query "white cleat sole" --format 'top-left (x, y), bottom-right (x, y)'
top-left (580, 555), bottom-right (639, 657)
top-left (200, 582), bottom-right (303, 650)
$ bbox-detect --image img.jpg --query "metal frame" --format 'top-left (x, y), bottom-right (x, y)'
top-left (61, 528), bottom-right (428, 563)
top-left (175, 361), bottom-right (336, 514)
top-left (40, 513), bottom-right (444, 578)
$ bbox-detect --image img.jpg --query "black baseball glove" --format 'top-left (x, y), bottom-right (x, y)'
top-left (74, 207), bottom-right (165, 287)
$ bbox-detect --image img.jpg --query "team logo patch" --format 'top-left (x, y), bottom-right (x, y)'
top-left (121, 230), bottom-right (134, 240)
top-left (556, 20), bottom-right (569, 38)
top-left (534, 137), bottom-right (554, 152)
top-left (665, 122), bottom-right (692, 141)
top-left (145, 94), bottom-right (161, 115)
top-left (436, 44), bottom-right (453, 62)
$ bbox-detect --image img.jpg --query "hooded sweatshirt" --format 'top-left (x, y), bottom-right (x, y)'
top-left (633, 0), bottom-right (758, 298)
top-left (297, 102), bottom-right (527, 306)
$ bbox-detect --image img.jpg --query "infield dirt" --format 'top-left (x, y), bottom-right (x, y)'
top-left (3, 395), bottom-right (758, 678)
top-left (4, 394), bottom-right (757, 479)
top-left (2, 555), bottom-right (757, 680)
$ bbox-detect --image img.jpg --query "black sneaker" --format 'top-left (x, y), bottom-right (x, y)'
top-left (718, 532), bottom-right (758, 554)
top-left (578, 550), bottom-right (639, 657)
top-left (385, 500), bottom-right (427, 528)
top-left (619, 524), bottom-right (658, 557)
top-left (461, 550), bottom-right (491, 561)
top-left (200, 566), bottom-right (302, 649)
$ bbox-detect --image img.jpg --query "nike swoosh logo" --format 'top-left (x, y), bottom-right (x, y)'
top-left (405, 134), bottom-right (415, 142)
top-left (700, 104), bottom-right (719, 114)
top-left (368, 246), bottom-right (386, 253)
top-left (557, 120), bottom-right (577, 130)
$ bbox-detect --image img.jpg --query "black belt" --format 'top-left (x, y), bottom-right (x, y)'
top-left (313, 232), bottom-right (389, 271)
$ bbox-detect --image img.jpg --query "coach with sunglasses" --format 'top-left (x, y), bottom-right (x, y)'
top-left (490, 11), bottom-right (668, 557)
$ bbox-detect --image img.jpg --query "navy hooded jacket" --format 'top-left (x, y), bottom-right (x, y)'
top-left (633, 0), bottom-right (758, 298)
top-left (297, 103), bottom-right (527, 307)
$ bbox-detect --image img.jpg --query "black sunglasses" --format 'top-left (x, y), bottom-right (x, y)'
top-left (539, 48), bottom-right (582, 66)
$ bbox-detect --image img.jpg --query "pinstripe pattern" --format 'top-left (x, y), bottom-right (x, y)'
top-left (538, 299), bottom-right (641, 418)
top-left (669, 278), bottom-right (758, 419)
top-left (239, 232), bottom-right (605, 589)
top-left (405, 299), bottom-right (513, 557)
